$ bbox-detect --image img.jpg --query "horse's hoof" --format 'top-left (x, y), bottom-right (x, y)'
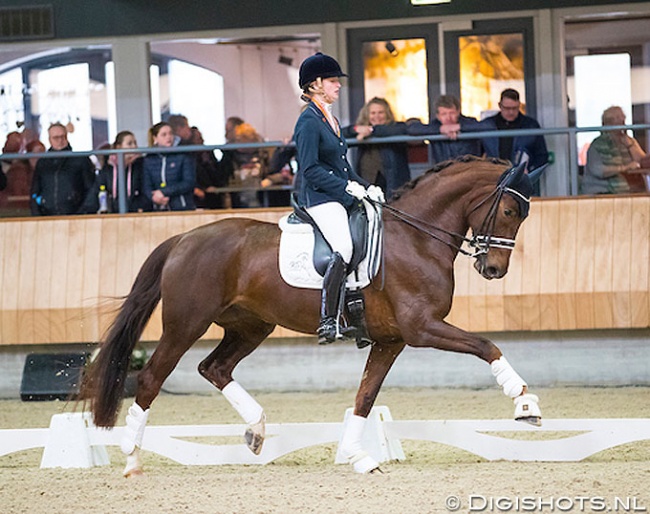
top-left (244, 414), bottom-right (266, 455)
top-left (245, 429), bottom-right (264, 455)
top-left (368, 466), bottom-right (384, 475)
top-left (514, 393), bottom-right (542, 426)
top-left (350, 452), bottom-right (381, 474)
top-left (124, 468), bottom-right (145, 478)
top-left (516, 416), bottom-right (542, 427)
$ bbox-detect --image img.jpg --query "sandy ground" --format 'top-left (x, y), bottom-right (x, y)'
top-left (1, 387), bottom-right (650, 513)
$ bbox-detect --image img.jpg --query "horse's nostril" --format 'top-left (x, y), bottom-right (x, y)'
top-left (485, 266), bottom-right (499, 278)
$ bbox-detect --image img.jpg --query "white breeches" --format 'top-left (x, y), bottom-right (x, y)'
top-left (306, 202), bottom-right (353, 263)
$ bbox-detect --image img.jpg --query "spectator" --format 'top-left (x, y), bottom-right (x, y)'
top-left (480, 88), bottom-right (548, 173)
top-left (84, 130), bottom-right (152, 213)
top-left (220, 116), bottom-right (246, 208)
top-left (30, 123), bottom-right (95, 216)
top-left (143, 121), bottom-right (196, 211)
top-left (406, 95), bottom-right (482, 163)
top-left (167, 114), bottom-right (193, 146)
top-left (0, 137), bottom-right (44, 212)
top-left (344, 97), bottom-right (411, 199)
top-left (26, 139), bottom-right (46, 171)
top-left (225, 116), bottom-right (245, 145)
top-left (190, 126), bottom-right (229, 209)
top-left (259, 136), bottom-right (295, 207)
top-left (1, 132), bottom-right (22, 193)
top-left (224, 122), bottom-right (269, 208)
top-left (582, 106), bottom-right (647, 195)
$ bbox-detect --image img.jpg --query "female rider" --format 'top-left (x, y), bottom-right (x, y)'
top-left (293, 52), bottom-right (385, 345)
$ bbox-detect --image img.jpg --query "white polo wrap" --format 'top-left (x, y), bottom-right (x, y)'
top-left (222, 381), bottom-right (264, 425)
top-left (491, 356), bottom-right (527, 398)
top-left (120, 402), bottom-right (150, 455)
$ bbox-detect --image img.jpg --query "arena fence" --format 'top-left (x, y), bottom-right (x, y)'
top-left (1, 407), bottom-right (649, 469)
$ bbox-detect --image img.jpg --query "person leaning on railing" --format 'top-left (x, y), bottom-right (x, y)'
top-left (582, 106), bottom-right (648, 194)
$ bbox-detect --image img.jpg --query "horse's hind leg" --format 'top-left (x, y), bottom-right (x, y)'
top-left (122, 319), bottom-right (212, 477)
top-left (198, 318), bottom-right (275, 455)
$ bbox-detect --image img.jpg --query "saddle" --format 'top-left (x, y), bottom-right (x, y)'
top-left (278, 195), bottom-right (382, 290)
top-left (288, 193), bottom-right (368, 276)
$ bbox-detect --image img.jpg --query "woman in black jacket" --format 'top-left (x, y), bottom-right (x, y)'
top-left (343, 97), bottom-right (411, 199)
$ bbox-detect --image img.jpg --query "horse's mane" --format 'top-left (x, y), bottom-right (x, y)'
top-left (390, 155), bottom-right (511, 202)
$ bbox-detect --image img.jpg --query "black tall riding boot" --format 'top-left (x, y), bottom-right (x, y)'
top-left (317, 252), bottom-right (349, 344)
top-left (345, 290), bottom-right (373, 349)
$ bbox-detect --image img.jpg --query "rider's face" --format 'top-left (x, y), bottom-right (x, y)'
top-left (321, 77), bottom-right (341, 102)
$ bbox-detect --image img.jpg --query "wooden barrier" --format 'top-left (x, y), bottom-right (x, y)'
top-left (1, 196), bottom-right (649, 345)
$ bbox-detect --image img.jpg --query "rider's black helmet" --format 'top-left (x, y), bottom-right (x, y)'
top-left (299, 52), bottom-right (347, 90)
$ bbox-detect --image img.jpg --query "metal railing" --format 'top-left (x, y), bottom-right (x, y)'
top-left (1, 123), bottom-right (649, 215)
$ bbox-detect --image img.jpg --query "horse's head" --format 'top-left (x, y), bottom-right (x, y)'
top-left (467, 162), bottom-right (531, 280)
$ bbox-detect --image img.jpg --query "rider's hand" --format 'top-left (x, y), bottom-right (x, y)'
top-left (346, 180), bottom-right (367, 200)
top-left (366, 185), bottom-right (385, 203)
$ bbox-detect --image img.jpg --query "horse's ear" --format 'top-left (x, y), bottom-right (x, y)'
top-left (499, 161), bottom-right (527, 189)
top-left (498, 161), bottom-right (532, 218)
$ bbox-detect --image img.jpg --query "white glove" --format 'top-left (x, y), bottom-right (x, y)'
top-left (366, 185), bottom-right (385, 203)
top-left (345, 180), bottom-right (367, 200)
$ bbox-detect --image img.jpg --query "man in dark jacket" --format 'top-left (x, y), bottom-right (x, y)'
top-left (30, 123), bottom-right (95, 216)
top-left (405, 95), bottom-right (482, 163)
top-left (480, 88), bottom-right (548, 172)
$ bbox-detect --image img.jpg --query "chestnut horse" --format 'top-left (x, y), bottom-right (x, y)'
top-left (83, 156), bottom-right (542, 476)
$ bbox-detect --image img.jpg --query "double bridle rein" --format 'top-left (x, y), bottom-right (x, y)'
top-left (373, 181), bottom-right (528, 261)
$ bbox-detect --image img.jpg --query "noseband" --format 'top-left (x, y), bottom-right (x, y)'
top-left (376, 183), bottom-right (526, 261)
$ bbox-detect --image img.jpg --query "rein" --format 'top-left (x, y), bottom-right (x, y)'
top-left (371, 183), bottom-right (521, 260)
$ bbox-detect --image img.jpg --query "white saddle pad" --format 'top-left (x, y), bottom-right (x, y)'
top-left (278, 200), bottom-right (382, 290)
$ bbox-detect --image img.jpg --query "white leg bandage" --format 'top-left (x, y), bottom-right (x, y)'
top-left (120, 402), bottom-right (150, 455)
top-left (339, 414), bottom-right (380, 474)
top-left (491, 356), bottom-right (527, 398)
top-left (221, 381), bottom-right (264, 425)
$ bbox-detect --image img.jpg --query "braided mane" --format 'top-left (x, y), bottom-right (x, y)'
top-left (390, 155), bottom-right (510, 202)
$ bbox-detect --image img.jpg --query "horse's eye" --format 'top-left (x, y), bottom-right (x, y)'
top-left (504, 208), bottom-right (514, 217)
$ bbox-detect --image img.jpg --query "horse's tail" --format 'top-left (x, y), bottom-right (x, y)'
top-left (82, 234), bottom-right (182, 428)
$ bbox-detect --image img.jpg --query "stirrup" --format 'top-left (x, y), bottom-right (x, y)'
top-left (355, 328), bottom-right (373, 349)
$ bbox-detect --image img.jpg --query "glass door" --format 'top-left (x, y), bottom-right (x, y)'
top-left (347, 24), bottom-right (440, 126)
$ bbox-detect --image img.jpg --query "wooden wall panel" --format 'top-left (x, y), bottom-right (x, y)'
top-left (32, 220), bottom-right (54, 344)
top-left (555, 200), bottom-right (578, 329)
top-left (630, 198), bottom-right (650, 326)
top-left (574, 199), bottom-right (596, 329)
top-left (1, 222), bottom-right (21, 344)
top-left (1, 198), bottom-right (649, 345)
top-left (15, 222), bottom-right (36, 345)
top-left (539, 200), bottom-right (561, 330)
top-left (81, 218), bottom-right (102, 342)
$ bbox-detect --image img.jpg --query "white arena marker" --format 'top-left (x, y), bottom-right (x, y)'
top-left (1, 409), bottom-right (649, 469)
top-left (40, 413), bottom-right (110, 469)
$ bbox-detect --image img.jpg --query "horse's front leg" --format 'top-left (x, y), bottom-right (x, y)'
top-left (339, 342), bottom-right (406, 474)
top-left (403, 318), bottom-right (541, 425)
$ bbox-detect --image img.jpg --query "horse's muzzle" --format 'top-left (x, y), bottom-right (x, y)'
top-left (474, 255), bottom-right (506, 280)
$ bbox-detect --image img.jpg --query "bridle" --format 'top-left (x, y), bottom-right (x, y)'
top-left (372, 178), bottom-right (529, 261)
